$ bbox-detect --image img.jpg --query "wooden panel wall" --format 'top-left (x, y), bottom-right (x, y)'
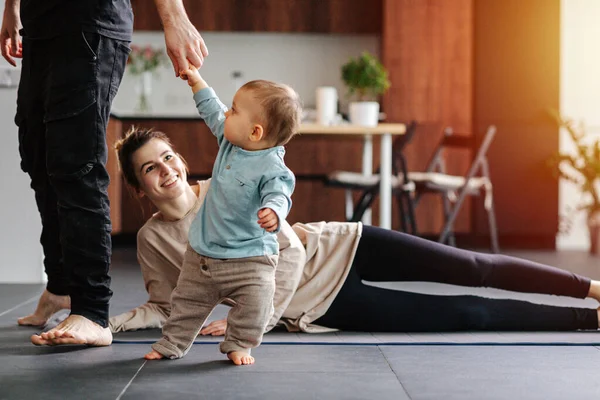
top-left (473, 0), bottom-right (559, 247)
top-left (131, 0), bottom-right (382, 34)
top-left (382, 0), bottom-right (474, 234)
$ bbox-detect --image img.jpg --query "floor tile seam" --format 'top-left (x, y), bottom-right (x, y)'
top-left (376, 345), bottom-right (413, 400)
top-left (0, 294), bottom-right (41, 318)
top-left (115, 360), bottom-right (147, 400)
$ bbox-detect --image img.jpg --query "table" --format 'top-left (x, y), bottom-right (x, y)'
top-left (297, 123), bottom-right (407, 229)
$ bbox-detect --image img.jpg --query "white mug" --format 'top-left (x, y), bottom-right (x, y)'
top-left (315, 86), bottom-right (338, 125)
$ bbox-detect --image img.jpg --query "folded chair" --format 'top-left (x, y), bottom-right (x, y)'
top-left (408, 125), bottom-right (499, 253)
top-left (325, 121), bottom-right (418, 234)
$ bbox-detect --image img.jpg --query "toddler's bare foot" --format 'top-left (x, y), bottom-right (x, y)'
top-left (227, 351), bottom-right (254, 366)
top-left (18, 290), bottom-right (71, 327)
top-left (144, 349), bottom-right (165, 360)
top-left (30, 314), bottom-right (112, 346)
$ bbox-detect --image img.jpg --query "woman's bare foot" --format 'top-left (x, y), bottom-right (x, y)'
top-left (17, 290), bottom-right (71, 327)
top-left (144, 349), bottom-right (165, 360)
top-left (588, 281), bottom-right (600, 303)
top-left (30, 314), bottom-right (112, 346)
top-left (227, 351), bottom-right (254, 366)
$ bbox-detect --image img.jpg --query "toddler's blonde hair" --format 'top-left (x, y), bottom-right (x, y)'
top-left (240, 80), bottom-right (302, 146)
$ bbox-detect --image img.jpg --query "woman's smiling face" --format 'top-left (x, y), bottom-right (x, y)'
top-left (132, 138), bottom-right (188, 201)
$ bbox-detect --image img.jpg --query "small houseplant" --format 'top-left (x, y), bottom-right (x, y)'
top-left (127, 45), bottom-right (167, 111)
top-left (341, 51), bottom-right (390, 127)
top-left (548, 110), bottom-right (600, 254)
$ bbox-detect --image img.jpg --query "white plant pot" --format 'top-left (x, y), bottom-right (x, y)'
top-left (349, 101), bottom-right (380, 127)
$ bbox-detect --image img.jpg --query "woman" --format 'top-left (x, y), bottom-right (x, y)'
top-left (109, 127), bottom-right (600, 335)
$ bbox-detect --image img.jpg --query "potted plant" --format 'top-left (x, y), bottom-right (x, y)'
top-left (127, 45), bottom-right (167, 112)
top-left (341, 51), bottom-right (391, 127)
top-left (548, 110), bottom-right (600, 254)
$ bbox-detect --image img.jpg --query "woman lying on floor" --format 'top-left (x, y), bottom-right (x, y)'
top-left (106, 127), bottom-right (600, 335)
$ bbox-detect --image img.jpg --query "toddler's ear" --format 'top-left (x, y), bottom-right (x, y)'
top-left (249, 124), bottom-right (265, 142)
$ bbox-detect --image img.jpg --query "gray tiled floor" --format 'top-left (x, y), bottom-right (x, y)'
top-left (2, 248), bottom-right (600, 399)
top-left (380, 346), bottom-right (600, 400)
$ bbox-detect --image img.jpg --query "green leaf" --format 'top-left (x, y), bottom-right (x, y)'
top-left (341, 52), bottom-right (390, 101)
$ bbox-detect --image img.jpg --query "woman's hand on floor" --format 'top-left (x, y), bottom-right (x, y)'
top-left (200, 319), bottom-right (227, 336)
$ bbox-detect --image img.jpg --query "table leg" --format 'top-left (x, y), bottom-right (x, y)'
top-left (361, 134), bottom-right (373, 225)
top-left (379, 133), bottom-right (392, 230)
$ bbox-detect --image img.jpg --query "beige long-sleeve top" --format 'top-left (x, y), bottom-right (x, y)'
top-left (109, 179), bottom-right (362, 333)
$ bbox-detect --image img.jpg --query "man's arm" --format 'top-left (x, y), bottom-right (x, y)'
top-left (0, 0), bottom-right (22, 66)
top-left (153, 0), bottom-right (208, 76)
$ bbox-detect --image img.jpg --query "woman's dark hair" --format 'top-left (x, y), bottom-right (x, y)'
top-left (114, 126), bottom-right (188, 191)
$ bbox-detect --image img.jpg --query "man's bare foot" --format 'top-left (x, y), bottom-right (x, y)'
top-left (17, 290), bottom-right (71, 327)
top-left (227, 351), bottom-right (254, 366)
top-left (144, 349), bottom-right (165, 360)
top-left (30, 314), bottom-right (112, 346)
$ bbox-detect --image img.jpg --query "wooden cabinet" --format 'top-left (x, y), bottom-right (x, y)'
top-left (131, 0), bottom-right (382, 34)
top-left (107, 116), bottom-right (394, 235)
top-left (380, 0), bottom-right (560, 247)
top-left (382, 0), bottom-right (474, 235)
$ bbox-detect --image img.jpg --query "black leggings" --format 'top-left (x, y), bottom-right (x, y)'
top-left (314, 226), bottom-right (598, 332)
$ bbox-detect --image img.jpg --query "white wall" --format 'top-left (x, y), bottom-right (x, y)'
top-left (0, 3), bottom-right (44, 283)
top-left (112, 31), bottom-right (379, 116)
top-left (558, 0), bottom-right (600, 250)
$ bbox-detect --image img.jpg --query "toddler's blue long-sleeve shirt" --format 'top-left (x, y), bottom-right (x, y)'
top-left (188, 88), bottom-right (295, 258)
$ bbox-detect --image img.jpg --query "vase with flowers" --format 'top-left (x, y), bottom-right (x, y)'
top-left (127, 45), bottom-right (167, 112)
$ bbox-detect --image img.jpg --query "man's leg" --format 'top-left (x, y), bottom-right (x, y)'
top-left (15, 37), bottom-right (71, 327)
top-left (31, 32), bottom-right (129, 346)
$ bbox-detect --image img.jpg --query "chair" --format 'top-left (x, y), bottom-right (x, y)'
top-left (408, 125), bottom-right (499, 253)
top-left (325, 121), bottom-right (418, 234)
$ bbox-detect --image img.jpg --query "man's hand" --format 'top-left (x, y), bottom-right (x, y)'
top-left (258, 208), bottom-right (279, 232)
top-left (164, 22), bottom-right (207, 77)
top-left (200, 319), bottom-right (226, 336)
top-left (0, 2), bottom-right (22, 67)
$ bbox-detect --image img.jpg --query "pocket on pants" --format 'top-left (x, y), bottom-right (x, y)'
top-left (44, 84), bottom-right (97, 123)
top-left (44, 85), bottom-right (99, 179)
top-left (107, 42), bottom-right (131, 102)
top-left (263, 254), bottom-right (278, 268)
